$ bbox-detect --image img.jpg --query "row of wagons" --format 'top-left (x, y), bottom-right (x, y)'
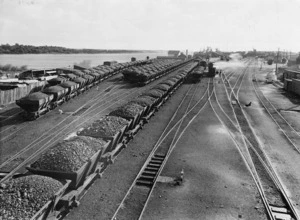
top-left (122, 59), bottom-right (194, 85)
top-left (0, 61), bottom-right (199, 220)
top-left (15, 60), bottom-right (150, 120)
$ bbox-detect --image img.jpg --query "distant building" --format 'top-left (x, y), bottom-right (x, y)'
top-left (178, 53), bottom-right (187, 61)
top-left (168, 50), bottom-right (180, 57)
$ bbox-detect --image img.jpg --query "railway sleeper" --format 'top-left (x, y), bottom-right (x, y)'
top-left (139, 174), bottom-right (155, 182)
top-left (142, 170), bottom-right (157, 177)
top-left (136, 179), bottom-right (153, 187)
top-left (151, 158), bottom-right (164, 163)
top-left (7, 62), bottom-right (193, 219)
top-left (145, 167), bottom-right (159, 173)
top-left (147, 163), bottom-right (161, 168)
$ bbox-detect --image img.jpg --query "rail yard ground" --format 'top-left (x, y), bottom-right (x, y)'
top-left (1, 56), bottom-right (300, 220)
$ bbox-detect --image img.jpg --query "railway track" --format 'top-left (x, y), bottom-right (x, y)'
top-left (0, 63), bottom-right (194, 183)
top-left (225, 71), bottom-right (234, 80)
top-left (214, 66), bottom-right (299, 219)
top-left (0, 107), bottom-right (22, 119)
top-left (0, 83), bottom-right (119, 142)
top-left (111, 78), bottom-right (214, 220)
top-left (231, 60), bottom-right (252, 99)
top-left (0, 86), bottom-right (137, 182)
top-left (0, 83), bottom-right (122, 168)
top-left (0, 62), bottom-right (190, 143)
top-left (0, 109), bottom-right (24, 135)
top-left (0, 75), bottom-right (124, 142)
top-left (252, 74), bottom-right (300, 154)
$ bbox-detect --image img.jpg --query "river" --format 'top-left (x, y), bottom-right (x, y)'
top-left (0, 52), bottom-right (167, 69)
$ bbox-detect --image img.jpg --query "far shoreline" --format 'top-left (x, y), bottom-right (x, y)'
top-left (0, 51), bottom-right (163, 55)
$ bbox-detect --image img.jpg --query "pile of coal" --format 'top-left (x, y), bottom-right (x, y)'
top-left (174, 74), bottom-right (184, 80)
top-left (43, 85), bottom-right (66, 93)
top-left (21, 92), bottom-right (49, 101)
top-left (142, 89), bottom-right (164, 98)
top-left (77, 116), bottom-right (129, 138)
top-left (0, 175), bottom-right (62, 220)
top-left (154, 83), bottom-right (171, 91)
top-left (109, 102), bottom-right (144, 118)
top-left (131, 95), bottom-right (157, 107)
top-left (163, 79), bottom-right (176, 87)
top-left (31, 138), bottom-right (97, 172)
top-left (67, 136), bottom-right (107, 151)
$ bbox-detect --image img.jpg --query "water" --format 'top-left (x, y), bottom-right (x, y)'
top-left (0, 52), bottom-right (167, 69)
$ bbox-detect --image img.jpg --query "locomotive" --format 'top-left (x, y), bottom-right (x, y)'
top-left (189, 60), bottom-right (216, 82)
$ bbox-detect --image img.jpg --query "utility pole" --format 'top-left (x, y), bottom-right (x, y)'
top-left (276, 48), bottom-right (279, 75)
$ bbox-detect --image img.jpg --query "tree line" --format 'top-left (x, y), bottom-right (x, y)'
top-left (0, 44), bottom-right (142, 54)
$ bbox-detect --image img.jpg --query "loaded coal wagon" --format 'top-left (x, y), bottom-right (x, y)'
top-left (16, 92), bottom-right (54, 120)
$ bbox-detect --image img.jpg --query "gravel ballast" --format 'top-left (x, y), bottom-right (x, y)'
top-left (77, 116), bottom-right (129, 138)
top-left (0, 175), bottom-right (63, 220)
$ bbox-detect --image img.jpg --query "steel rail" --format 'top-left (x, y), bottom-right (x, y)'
top-left (209, 88), bottom-right (275, 220)
top-left (212, 79), bottom-right (298, 219)
top-left (226, 60), bottom-right (251, 100)
top-left (0, 84), bottom-right (145, 183)
top-left (0, 109), bottom-right (23, 124)
top-left (0, 83), bottom-right (118, 141)
top-left (0, 63), bottom-right (194, 183)
top-left (111, 79), bottom-right (212, 220)
top-left (138, 81), bottom-right (214, 220)
top-left (0, 84), bottom-right (122, 167)
top-left (252, 74), bottom-right (300, 154)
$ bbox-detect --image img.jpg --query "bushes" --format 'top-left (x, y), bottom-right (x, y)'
top-left (0, 64), bottom-right (27, 72)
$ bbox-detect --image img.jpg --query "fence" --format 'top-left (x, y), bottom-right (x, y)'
top-left (0, 81), bottom-right (47, 106)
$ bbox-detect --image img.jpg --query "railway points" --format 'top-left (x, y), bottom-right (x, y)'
top-left (1, 55), bottom-right (300, 220)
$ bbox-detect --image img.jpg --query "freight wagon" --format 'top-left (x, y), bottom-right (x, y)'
top-left (1, 63), bottom-right (198, 220)
top-left (16, 60), bottom-right (149, 120)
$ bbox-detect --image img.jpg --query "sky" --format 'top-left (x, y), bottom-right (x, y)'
top-left (0, 0), bottom-right (300, 52)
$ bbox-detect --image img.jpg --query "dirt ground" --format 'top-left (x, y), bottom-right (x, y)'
top-left (234, 60), bottom-right (300, 214)
top-left (0, 69), bottom-right (185, 168)
top-left (141, 90), bottom-right (266, 220)
top-left (2, 58), bottom-right (300, 219)
top-left (65, 81), bottom-right (193, 220)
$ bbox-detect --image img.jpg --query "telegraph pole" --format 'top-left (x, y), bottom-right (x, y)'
top-left (276, 48), bottom-right (279, 75)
